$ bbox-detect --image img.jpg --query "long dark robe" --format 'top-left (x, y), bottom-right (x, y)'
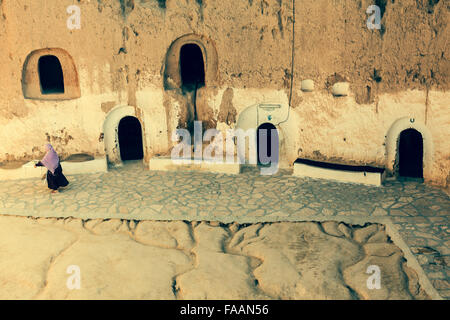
top-left (36, 162), bottom-right (69, 190)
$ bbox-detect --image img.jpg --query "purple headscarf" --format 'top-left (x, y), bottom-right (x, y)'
top-left (41, 144), bottom-right (59, 174)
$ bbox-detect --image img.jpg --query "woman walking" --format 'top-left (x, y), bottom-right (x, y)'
top-left (35, 144), bottom-right (69, 193)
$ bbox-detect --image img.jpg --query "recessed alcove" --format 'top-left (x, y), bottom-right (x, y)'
top-left (179, 43), bottom-right (206, 91)
top-left (22, 48), bottom-right (81, 100)
top-left (38, 55), bottom-right (65, 94)
top-left (163, 34), bottom-right (218, 90)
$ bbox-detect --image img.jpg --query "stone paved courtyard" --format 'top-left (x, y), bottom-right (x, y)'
top-left (0, 161), bottom-right (448, 299)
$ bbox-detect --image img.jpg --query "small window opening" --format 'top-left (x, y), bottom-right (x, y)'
top-left (38, 55), bottom-right (65, 94)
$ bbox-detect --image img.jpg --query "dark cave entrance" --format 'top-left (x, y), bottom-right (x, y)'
top-left (118, 116), bottom-right (144, 161)
top-left (38, 55), bottom-right (65, 94)
top-left (179, 43), bottom-right (206, 136)
top-left (180, 43), bottom-right (205, 91)
top-left (257, 123), bottom-right (279, 166)
top-left (398, 129), bottom-right (423, 179)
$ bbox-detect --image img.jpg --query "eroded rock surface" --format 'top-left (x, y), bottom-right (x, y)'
top-left (176, 223), bottom-right (269, 299)
top-left (0, 216), bottom-right (430, 299)
top-left (228, 222), bottom-right (363, 299)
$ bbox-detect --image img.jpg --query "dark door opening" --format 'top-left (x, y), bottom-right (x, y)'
top-left (38, 55), bottom-right (65, 94)
top-left (257, 123), bottom-right (279, 165)
top-left (180, 43), bottom-right (205, 91)
top-left (179, 43), bottom-right (206, 137)
top-left (118, 116), bottom-right (144, 161)
top-left (398, 128), bottom-right (423, 178)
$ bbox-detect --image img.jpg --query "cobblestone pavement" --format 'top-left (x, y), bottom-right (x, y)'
top-left (0, 161), bottom-right (448, 298)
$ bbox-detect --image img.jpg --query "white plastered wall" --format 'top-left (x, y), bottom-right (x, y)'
top-left (235, 103), bottom-right (290, 167)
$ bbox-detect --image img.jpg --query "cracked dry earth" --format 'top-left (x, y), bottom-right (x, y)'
top-left (0, 216), bottom-right (429, 300)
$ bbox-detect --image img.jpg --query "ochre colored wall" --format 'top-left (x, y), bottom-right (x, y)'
top-left (0, 0), bottom-right (448, 186)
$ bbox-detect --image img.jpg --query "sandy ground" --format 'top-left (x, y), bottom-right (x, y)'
top-left (0, 215), bottom-right (429, 300)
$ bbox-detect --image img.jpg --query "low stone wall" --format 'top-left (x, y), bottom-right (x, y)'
top-left (293, 162), bottom-right (386, 187)
top-left (149, 156), bottom-right (241, 175)
top-left (0, 158), bottom-right (107, 181)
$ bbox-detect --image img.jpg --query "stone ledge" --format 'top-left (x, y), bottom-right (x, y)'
top-left (293, 161), bottom-right (386, 186)
top-left (149, 157), bottom-right (241, 175)
top-left (0, 158), bottom-right (108, 181)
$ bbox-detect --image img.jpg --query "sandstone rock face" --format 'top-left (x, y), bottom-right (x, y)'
top-left (0, 216), bottom-right (77, 299)
top-left (343, 253), bottom-right (412, 300)
top-left (0, 0), bottom-right (449, 187)
top-left (229, 222), bottom-right (363, 299)
top-left (37, 233), bottom-right (192, 299)
top-left (134, 220), bottom-right (195, 251)
top-left (353, 224), bottom-right (379, 243)
top-left (0, 216), bottom-right (430, 299)
top-left (321, 221), bottom-right (344, 237)
top-left (176, 223), bottom-right (270, 299)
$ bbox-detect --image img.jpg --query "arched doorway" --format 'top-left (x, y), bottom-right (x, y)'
top-left (118, 116), bottom-right (143, 161)
top-left (22, 48), bottom-right (80, 99)
top-left (398, 129), bottom-right (423, 178)
top-left (385, 118), bottom-right (433, 182)
top-left (163, 34), bottom-right (218, 90)
top-left (257, 123), bottom-right (279, 166)
top-left (164, 35), bottom-right (218, 137)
